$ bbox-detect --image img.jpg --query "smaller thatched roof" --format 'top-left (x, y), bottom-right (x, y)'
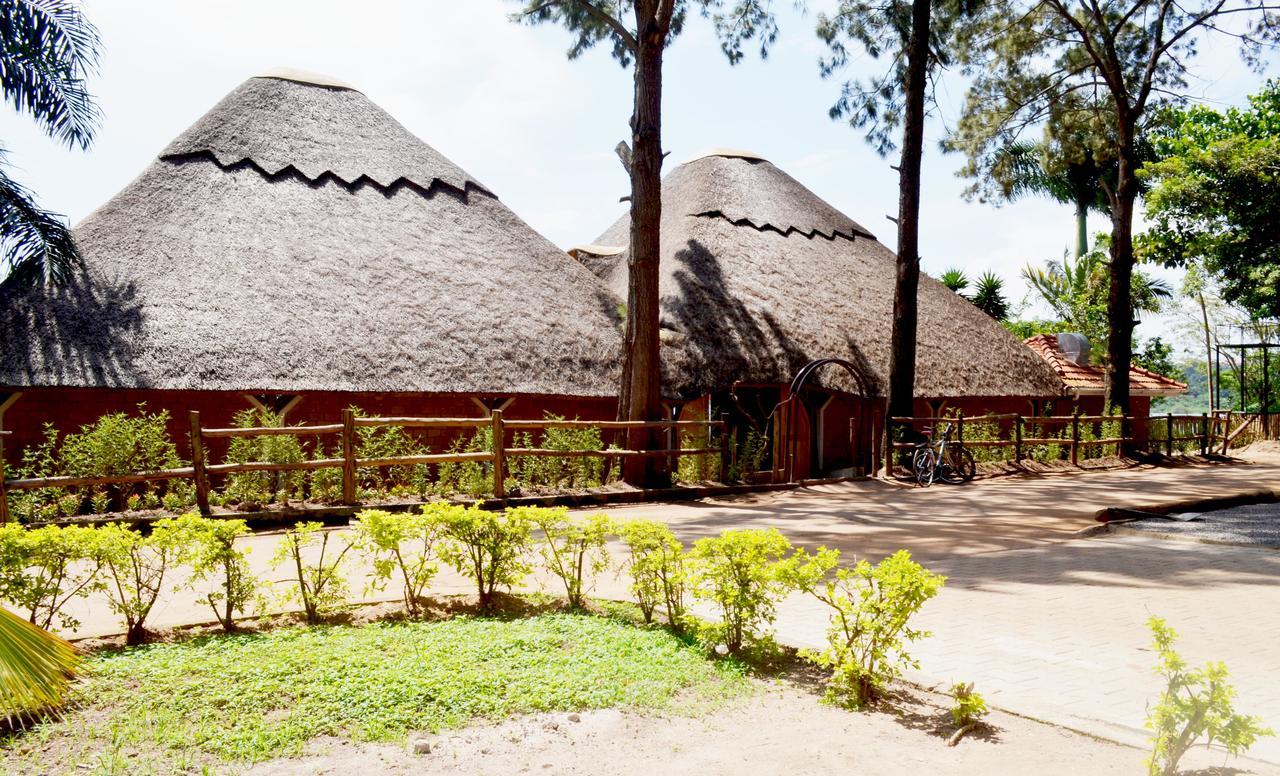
top-left (579, 152), bottom-right (1065, 401)
top-left (0, 72), bottom-right (623, 397)
top-left (1024, 335), bottom-right (1187, 398)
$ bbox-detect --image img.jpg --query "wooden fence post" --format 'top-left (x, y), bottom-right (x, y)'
top-left (0, 430), bottom-right (9, 524)
top-left (1014, 415), bottom-right (1023, 463)
top-left (1200, 412), bottom-right (1209, 456)
top-left (1070, 409), bottom-right (1080, 466)
top-left (1166, 412), bottom-right (1174, 457)
top-left (188, 411), bottom-right (211, 516)
top-left (341, 408), bottom-right (357, 505)
top-left (718, 413), bottom-right (730, 483)
top-left (956, 411), bottom-right (964, 448)
top-left (1222, 410), bottom-right (1233, 455)
top-left (491, 409), bottom-right (506, 501)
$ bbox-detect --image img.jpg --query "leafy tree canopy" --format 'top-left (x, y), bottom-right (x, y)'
top-left (1141, 81), bottom-right (1280, 319)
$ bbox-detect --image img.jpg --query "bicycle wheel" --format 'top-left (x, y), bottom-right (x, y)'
top-left (938, 446), bottom-right (976, 484)
top-left (912, 447), bottom-right (936, 487)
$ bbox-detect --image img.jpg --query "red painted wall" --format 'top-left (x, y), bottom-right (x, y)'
top-left (0, 387), bottom-right (617, 469)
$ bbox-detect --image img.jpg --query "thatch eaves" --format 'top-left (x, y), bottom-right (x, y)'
top-left (0, 74), bottom-right (623, 397)
top-left (581, 153), bottom-right (1065, 401)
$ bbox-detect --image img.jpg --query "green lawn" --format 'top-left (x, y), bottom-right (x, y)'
top-left (2, 612), bottom-right (750, 775)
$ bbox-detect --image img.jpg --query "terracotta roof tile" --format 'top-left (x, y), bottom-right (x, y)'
top-left (1024, 335), bottom-right (1187, 397)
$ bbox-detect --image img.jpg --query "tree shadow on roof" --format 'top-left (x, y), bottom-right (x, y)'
top-left (0, 268), bottom-right (143, 387)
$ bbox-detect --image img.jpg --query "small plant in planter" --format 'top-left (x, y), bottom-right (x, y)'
top-left (270, 521), bottom-right (354, 625)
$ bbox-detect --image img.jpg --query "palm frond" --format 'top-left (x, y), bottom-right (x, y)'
top-left (971, 271), bottom-right (1009, 321)
top-left (0, 0), bottom-right (101, 149)
top-left (0, 605), bottom-right (80, 722)
top-left (0, 158), bottom-right (80, 286)
top-left (939, 267), bottom-right (969, 293)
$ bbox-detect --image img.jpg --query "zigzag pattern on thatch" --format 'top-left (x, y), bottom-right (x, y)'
top-left (0, 73), bottom-right (623, 398)
top-left (580, 153), bottom-right (1066, 401)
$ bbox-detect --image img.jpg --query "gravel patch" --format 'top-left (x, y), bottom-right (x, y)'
top-left (1122, 500), bottom-right (1280, 547)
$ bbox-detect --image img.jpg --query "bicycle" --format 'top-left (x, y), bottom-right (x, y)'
top-left (909, 423), bottom-right (976, 487)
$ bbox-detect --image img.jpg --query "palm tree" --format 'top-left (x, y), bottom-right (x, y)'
top-left (971, 272), bottom-right (1010, 321)
top-left (939, 267), bottom-right (969, 294)
top-left (1022, 245), bottom-right (1172, 352)
top-left (0, 606), bottom-right (80, 721)
top-left (0, 0), bottom-right (100, 287)
top-left (990, 140), bottom-right (1111, 258)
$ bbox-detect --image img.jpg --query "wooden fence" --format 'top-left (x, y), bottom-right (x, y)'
top-left (0, 411), bottom-right (729, 523)
top-left (884, 411), bottom-right (1248, 478)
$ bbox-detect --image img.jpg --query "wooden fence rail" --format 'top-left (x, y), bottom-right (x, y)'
top-left (1, 412), bottom-right (731, 522)
top-left (885, 412), bottom-right (1220, 478)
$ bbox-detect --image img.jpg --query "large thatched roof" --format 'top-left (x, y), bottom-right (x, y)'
top-left (579, 152), bottom-right (1064, 400)
top-left (0, 73), bottom-right (622, 396)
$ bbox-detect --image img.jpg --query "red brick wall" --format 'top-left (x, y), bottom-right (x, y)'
top-left (0, 387), bottom-right (617, 469)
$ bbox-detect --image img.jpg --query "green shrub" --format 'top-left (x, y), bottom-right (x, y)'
top-left (1145, 615), bottom-right (1273, 776)
top-left (435, 504), bottom-right (532, 611)
top-left (60, 405), bottom-right (183, 511)
top-left (270, 522), bottom-right (354, 624)
top-left (526, 508), bottom-right (612, 609)
top-left (788, 548), bottom-right (945, 707)
top-left (353, 508), bottom-right (444, 617)
top-left (167, 513), bottom-right (259, 631)
top-left (0, 523), bottom-right (103, 631)
top-left (307, 443), bottom-right (343, 503)
top-left (223, 409), bottom-right (305, 505)
top-left (511, 415), bottom-right (606, 490)
top-left (349, 407), bottom-right (430, 497)
top-left (96, 519), bottom-right (193, 645)
top-left (619, 519), bottom-right (687, 628)
top-left (436, 428), bottom-right (494, 498)
top-left (675, 408), bottom-right (716, 484)
top-left (6, 408), bottom-right (184, 519)
top-left (686, 528), bottom-right (795, 656)
top-left (950, 681), bottom-right (989, 727)
top-left (727, 427), bottom-right (768, 482)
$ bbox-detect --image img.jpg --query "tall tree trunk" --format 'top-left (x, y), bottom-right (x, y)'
top-left (886, 0), bottom-right (933, 437)
top-left (620, 9), bottom-right (668, 486)
top-left (1104, 137), bottom-right (1139, 415)
top-left (1074, 197), bottom-right (1088, 259)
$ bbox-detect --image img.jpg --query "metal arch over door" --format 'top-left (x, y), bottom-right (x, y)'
top-left (775, 358), bottom-right (874, 483)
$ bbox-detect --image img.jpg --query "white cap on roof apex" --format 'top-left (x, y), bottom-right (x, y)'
top-left (255, 67), bottom-right (358, 92)
top-left (683, 148), bottom-right (769, 164)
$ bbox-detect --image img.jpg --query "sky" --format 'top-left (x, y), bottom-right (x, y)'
top-left (0, 0), bottom-right (1270, 355)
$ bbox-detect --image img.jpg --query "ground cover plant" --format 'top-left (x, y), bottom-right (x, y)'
top-left (0, 613), bottom-right (750, 775)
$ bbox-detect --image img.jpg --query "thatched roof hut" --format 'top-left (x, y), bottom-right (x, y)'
top-left (575, 151), bottom-right (1064, 401)
top-left (0, 71), bottom-right (622, 397)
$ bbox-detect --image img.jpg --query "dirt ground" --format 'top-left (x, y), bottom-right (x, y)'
top-left (242, 683), bottom-right (1265, 776)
